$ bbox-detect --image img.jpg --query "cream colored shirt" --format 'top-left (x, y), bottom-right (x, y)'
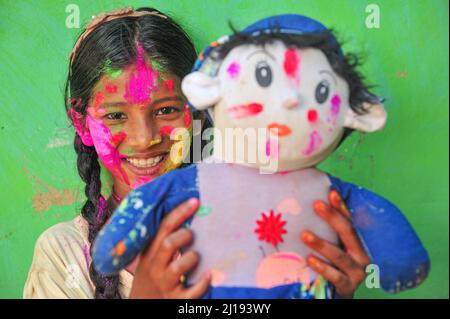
top-left (23, 215), bottom-right (134, 299)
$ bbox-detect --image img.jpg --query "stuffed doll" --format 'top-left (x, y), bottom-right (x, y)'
top-left (92, 14), bottom-right (429, 298)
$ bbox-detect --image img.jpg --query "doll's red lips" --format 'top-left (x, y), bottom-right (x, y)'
top-left (228, 103), bottom-right (263, 119)
top-left (268, 123), bottom-right (292, 137)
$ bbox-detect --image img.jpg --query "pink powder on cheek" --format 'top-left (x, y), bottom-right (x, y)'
top-left (123, 44), bottom-right (158, 105)
top-left (160, 125), bottom-right (175, 135)
top-left (226, 61), bottom-right (240, 79)
top-left (68, 109), bottom-right (94, 146)
top-left (302, 130), bottom-right (322, 156)
top-left (327, 94), bottom-right (341, 126)
top-left (183, 104), bottom-right (192, 127)
top-left (86, 115), bottom-right (130, 186)
top-left (110, 131), bottom-right (127, 147)
top-left (284, 48), bottom-right (300, 81)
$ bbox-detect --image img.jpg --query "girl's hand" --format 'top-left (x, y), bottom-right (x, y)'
top-left (129, 198), bottom-right (211, 299)
top-left (301, 190), bottom-right (371, 298)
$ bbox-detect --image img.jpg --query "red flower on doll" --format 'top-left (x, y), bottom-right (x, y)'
top-left (254, 210), bottom-right (287, 247)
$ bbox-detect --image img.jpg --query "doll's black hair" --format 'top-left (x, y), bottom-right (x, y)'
top-left (64, 7), bottom-right (206, 298)
top-left (211, 27), bottom-right (383, 141)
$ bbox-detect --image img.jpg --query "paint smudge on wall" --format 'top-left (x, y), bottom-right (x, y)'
top-left (284, 48), bottom-right (300, 82)
top-left (24, 167), bottom-right (78, 215)
top-left (302, 130), bottom-right (322, 156)
top-left (228, 103), bottom-right (263, 119)
top-left (0, 232), bottom-right (13, 241)
top-left (124, 44), bottom-right (158, 105)
top-left (226, 61), bottom-right (240, 79)
top-left (395, 71), bottom-right (409, 78)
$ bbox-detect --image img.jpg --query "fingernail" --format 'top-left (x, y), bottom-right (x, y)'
top-left (188, 198), bottom-right (198, 207)
top-left (301, 231), bottom-right (315, 244)
top-left (308, 256), bottom-right (321, 270)
top-left (314, 200), bottom-right (327, 214)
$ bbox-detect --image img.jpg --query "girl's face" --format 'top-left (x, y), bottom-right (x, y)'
top-left (83, 51), bottom-right (192, 195)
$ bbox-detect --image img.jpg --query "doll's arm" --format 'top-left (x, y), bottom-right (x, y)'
top-left (327, 175), bottom-right (430, 293)
top-left (92, 165), bottom-right (200, 275)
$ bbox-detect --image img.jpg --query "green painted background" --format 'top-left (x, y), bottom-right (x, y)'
top-left (0, 0), bottom-right (448, 298)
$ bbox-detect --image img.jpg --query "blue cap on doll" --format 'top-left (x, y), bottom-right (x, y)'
top-left (188, 14), bottom-right (343, 113)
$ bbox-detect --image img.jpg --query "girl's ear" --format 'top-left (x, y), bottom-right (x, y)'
top-left (68, 109), bottom-right (94, 146)
top-left (344, 102), bottom-right (387, 132)
top-left (181, 71), bottom-right (221, 110)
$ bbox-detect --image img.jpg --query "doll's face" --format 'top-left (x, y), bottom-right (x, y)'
top-left (182, 39), bottom-right (386, 172)
top-left (214, 41), bottom-right (349, 171)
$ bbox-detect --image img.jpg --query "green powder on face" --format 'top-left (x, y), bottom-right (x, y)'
top-left (103, 59), bottom-right (123, 79)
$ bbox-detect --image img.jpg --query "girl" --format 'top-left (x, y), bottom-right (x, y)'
top-left (24, 7), bottom-right (369, 299)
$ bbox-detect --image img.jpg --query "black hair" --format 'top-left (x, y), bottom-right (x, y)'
top-left (64, 7), bottom-right (206, 298)
top-left (210, 27), bottom-right (383, 141)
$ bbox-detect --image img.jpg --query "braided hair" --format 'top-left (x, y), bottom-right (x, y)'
top-left (64, 7), bottom-right (201, 298)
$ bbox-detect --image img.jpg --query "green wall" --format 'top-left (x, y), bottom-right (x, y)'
top-left (0, 0), bottom-right (448, 298)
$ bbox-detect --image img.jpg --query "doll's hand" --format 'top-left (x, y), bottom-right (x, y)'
top-left (129, 198), bottom-right (211, 299)
top-left (301, 190), bottom-right (371, 299)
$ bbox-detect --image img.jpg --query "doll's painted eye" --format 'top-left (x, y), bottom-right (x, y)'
top-left (315, 80), bottom-right (330, 104)
top-left (255, 62), bottom-right (272, 87)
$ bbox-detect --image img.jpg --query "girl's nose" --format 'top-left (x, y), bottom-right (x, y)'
top-left (129, 121), bottom-right (161, 150)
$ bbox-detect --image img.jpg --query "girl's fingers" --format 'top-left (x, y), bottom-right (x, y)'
top-left (152, 228), bottom-right (194, 271)
top-left (313, 200), bottom-right (370, 267)
top-left (164, 250), bottom-right (200, 289)
top-left (306, 255), bottom-right (353, 298)
top-left (301, 231), bottom-right (365, 283)
top-left (145, 198), bottom-right (200, 259)
top-left (179, 272), bottom-right (211, 299)
top-left (328, 189), bottom-right (351, 219)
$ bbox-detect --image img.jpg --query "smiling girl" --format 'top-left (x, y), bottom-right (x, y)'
top-left (24, 7), bottom-right (370, 299)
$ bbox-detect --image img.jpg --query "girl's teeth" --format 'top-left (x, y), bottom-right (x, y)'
top-left (126, 156), bottom-right (163, 168)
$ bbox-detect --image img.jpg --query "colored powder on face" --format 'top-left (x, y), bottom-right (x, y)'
top-left (133, 176), bottom-right (154, 188)
top-left (105, 83), bottom-right (118, 94)
top-left (307, 109), bottom-right (318, 123)
top-left (123, 44), bottom-right (158, 105)
top-left (160, 125), bottom-right (175, 135)
top-left (183, 104), bottom-right (192, 127)
top-left (68, 109), bottom-right (94, 146)
top-left (103, 59), bottom-right (122, 79)
top-left (228, 103), bottom-right (264, 119)
top-left (265, 138), bottom-right (280, 158)
top-left (328, 95), bottom-right (341, 125)
top-left (86, 114), bottom-right (130, 186)
top-left (110, 131), bottom-right (127, 146)
top-left (283, 48), bottom-right (300, 80)
top-left (302, 130), bottom-right (323, 156)
top-left (226, 61), bottom-right (240, 79)
top-left (163, 79), bottom-right (175, 91)
top-left (94, 92), bottom-right (105, 109)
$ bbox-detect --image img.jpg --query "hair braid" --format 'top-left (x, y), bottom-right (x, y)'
top-left (74, 135), bottom-right (121, 299)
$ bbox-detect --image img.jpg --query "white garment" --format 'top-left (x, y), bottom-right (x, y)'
top-left (23, 215), bottom-right (133, 299)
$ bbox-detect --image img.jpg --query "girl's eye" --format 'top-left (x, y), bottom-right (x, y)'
top-left (315, 80), bottom-right (330, 104)
top-left (255, 61), bottom-right (273, 87)
top-left (155, 106), bottom-right (180, 116)
top-left (105, 112), bottom-right (127, 120)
